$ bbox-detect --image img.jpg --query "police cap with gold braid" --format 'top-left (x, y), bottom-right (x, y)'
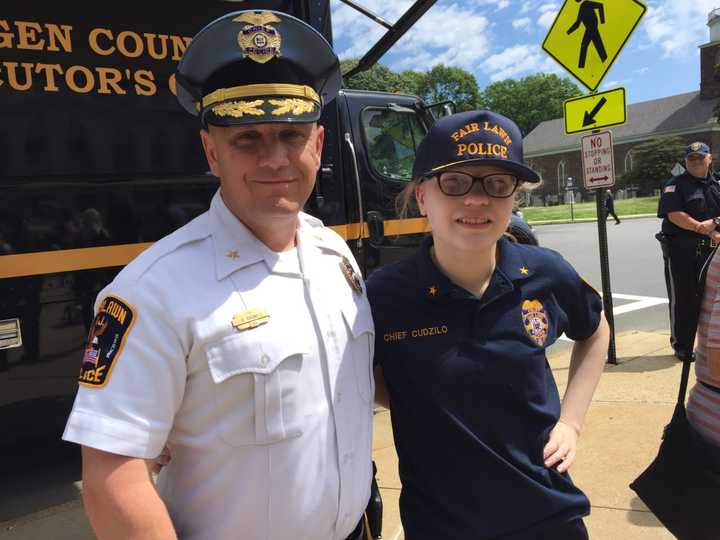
top-left (412, 110), bottom-right (541, 183)
top-left (175, 10), bottom-right (340, 127)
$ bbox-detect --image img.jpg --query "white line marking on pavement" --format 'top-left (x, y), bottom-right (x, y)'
top-left (558, 293), bottom-right (668, 342)
top-left (390, 526), bottom-right (404, 540)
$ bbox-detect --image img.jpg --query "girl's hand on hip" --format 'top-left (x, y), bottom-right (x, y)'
top-left (543, 420), bottom-right (579, 473)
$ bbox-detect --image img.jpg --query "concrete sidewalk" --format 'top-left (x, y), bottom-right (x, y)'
top-left (372, 330), bottom-right (686, 540)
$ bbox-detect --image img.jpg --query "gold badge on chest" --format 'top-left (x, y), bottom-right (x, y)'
top-left (340, 257), bottom-right (363, 295)
top-left (521, 299), bottom-right (549, 347)
top-left (232, 308), bottom-right (270, 331)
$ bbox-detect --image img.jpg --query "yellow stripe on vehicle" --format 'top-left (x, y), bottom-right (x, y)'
top-left (0, 243), bottom-right (153, 279)
top-left (0, 218), bottom-right (429, 279)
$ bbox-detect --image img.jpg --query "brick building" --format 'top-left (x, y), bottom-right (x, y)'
top-left (524, 9), bottom-right (720, 203)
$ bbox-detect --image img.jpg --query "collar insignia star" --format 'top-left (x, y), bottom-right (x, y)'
top-left (519, 266), bottom-right (529, 275)
top-left (226, 249), bottom-right (240, 260)
top-left (428, 285), bottom-right (438, 297)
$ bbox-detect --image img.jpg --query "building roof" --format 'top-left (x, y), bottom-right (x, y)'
top-left (525, 91), bottom-right (720, 157)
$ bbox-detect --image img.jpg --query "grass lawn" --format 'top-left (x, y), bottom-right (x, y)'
top-left (522, 196), bottom-right (659, 223)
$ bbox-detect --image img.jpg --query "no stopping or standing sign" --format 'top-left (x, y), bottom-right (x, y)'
top-left (580, 130), bottom-right (615, 190)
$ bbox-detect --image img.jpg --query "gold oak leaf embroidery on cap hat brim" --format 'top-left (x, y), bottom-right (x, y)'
top-left (212, 100), bottom-right (265, 118)
top-left (270, 98), bottom-right (316, 116)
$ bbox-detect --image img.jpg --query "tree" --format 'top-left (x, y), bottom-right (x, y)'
top-left (479, 74), bottom-right (582, 136)
top-left (415, 65), bottom-right (480, 112)
top-left (340, 59), bottom-right (403, 92)
top-left (397, 70), bottom-right (425, 96)
top-left (621, 137), bottom-right (687, 195)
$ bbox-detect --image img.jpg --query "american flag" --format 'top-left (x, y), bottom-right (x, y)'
top-left (83, 347), bottom-right (99, 367)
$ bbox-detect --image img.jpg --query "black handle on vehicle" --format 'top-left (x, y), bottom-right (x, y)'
top-left (367, 211), bottom-right (385, 247)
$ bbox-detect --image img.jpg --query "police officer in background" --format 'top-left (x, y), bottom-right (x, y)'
top-left (657, 142), bottom-right (720, 361)
top-left (63, 11), bottom-right (375, 540)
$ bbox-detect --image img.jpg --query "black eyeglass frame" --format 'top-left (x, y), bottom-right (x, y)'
top-left (429, 170), bottom-right (521, 198)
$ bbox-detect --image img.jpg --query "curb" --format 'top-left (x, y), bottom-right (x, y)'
top-left (529, 213), bottom-right (656, 226)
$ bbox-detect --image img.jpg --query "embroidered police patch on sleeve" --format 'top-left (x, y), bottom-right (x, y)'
top-left (78, 295), bottom-right (136, 388)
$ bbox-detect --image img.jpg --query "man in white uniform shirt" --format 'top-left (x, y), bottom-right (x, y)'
top-left (63, 11), bottom-right (374, 540)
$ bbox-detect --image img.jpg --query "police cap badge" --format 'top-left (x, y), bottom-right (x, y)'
top-left (175, 10), bottom-right (340, 127)
top-left (685, 142), bottom-right (711, 158)
top-left (411, 110), bottom-right (540, 183)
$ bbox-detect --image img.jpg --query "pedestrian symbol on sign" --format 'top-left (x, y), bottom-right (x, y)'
top-left (567, 0), bottom-right (608, 69)
top-left (541, 0), bottom-right (647, 91)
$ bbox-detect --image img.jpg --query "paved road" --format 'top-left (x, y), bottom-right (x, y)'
top-left (537, 217), bottom-right (672, 343)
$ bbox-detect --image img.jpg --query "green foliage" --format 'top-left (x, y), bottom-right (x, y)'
top-left (340, 59), bottom-right (403, 92)
top-left (621, 137), bottom-right (687, 195)
top-left (397, 70), bottom-right (425, 96)
top-left (415, 64), bottom-right (480, 112)
top-left (479, 74), bottom-right (582, 135)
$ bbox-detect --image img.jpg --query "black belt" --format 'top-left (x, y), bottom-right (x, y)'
top-left (700, 380), bottom-right (720, 394)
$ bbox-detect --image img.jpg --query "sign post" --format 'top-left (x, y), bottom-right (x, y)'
top-left (581, 130), bottom-right (617, 363)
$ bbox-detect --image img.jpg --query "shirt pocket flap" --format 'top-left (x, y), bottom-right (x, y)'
top-left (341, 301), bottom-right (374, 339)
top-left (206, 333), bottom-right (309, 384)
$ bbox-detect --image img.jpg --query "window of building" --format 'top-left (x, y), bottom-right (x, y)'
top-left (625, 151), bottom-right (634, 173)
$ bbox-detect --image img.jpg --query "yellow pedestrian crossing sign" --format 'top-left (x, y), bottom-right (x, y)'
top-left (563, 87), bottom-right (626, 134)
top-left (542, 0), bottom-right (647, 91)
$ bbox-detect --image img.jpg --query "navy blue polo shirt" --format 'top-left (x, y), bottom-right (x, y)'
top-left (658, 172), bottom-right (720, 238)
top-left (367, 236), bottom-right (603, 540)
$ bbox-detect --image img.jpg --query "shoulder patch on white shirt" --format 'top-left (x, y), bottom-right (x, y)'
top-left (79, 295), bottom-right (137, 388)
top-left (664, 185), bottom-right (676, 193)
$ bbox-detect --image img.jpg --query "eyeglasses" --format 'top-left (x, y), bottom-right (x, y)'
top-left (431, 171), bottom-right (520, 198)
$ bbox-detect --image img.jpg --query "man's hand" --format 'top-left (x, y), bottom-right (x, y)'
top-left (696, 219), bottom-right (716, 235)
top-left (711, 230), bottom-right (720, 245)
top-left (542, 420), bottom-right (579, 474)
top-left (150, 446), bottom-right (172, 475)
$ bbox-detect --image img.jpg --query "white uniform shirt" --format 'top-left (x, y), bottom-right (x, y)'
top-left (63, 191), bottom-right (375, 540)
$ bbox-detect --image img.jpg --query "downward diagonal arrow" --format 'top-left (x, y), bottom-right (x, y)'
top-left (583, 96), bottom-right (608, 126)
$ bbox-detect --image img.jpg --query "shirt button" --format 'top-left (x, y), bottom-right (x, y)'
top-left (260, 354), bottom-right (269, 367)
top-left (336, 391), bottom-right (343, 403)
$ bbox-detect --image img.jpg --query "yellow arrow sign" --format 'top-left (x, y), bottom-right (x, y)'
top-left (563, 87), bottom-right (626, 134)
top-left (542, 0), bottom-right (647, 91)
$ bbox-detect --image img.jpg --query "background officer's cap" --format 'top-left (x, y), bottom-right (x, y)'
top-left (412, 110), bottom-right (540, 182)
top-left (175, 10), bottom-right (340, 127)
top-left (686, 142), bottom-right (711, 158)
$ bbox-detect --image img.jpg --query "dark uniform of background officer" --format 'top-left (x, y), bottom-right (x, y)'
top-left (657, 142), bottom-right (720, 361)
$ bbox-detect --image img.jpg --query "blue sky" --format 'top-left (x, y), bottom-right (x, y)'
top-left (331, 0), bottom-right (718, 105)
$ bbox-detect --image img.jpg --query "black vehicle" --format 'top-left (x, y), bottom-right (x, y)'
top-left (0, 0), bottom-right (535, 444)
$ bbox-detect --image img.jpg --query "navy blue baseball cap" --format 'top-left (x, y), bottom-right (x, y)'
top-left (412, 110), bottom-right (540, 182)
top-left (686, 142), bottom-right (711, 157)
top-left (176, 10), bottom-right (340, 127)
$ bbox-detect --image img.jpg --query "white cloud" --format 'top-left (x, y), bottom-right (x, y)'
top-left (634, 66), bottom-right (649, 75)
top-left (600, 80), bottom-right (620, 89)
top-left (331, 0), bottom-right (492, 71)
top-left (538, 3), bottom-right (561, 29)
top-left (643, 1), bottom-right (717, 57)
top-left (482, 44), bottom-right (563, 81)
top-left (512, 17), bottom-right (531, 30)
top-left (520, 2), bottom-right (532, 14)
top-left (471, 0), bottom-right (510, 9)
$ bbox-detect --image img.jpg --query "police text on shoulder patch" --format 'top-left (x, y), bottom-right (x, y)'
top-left (79, 295), bottom-right (136, 388)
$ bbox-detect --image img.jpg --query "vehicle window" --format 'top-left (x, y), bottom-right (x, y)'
top-left (361, 109), bottom-right (426, 181)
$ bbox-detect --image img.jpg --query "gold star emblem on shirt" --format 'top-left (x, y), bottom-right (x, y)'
top-left (226, 249), bottom-right (239, 260)
top-left (428, 286), bottom-right (438, 296)
top-left (520, 266), bottom-right (529, 275)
